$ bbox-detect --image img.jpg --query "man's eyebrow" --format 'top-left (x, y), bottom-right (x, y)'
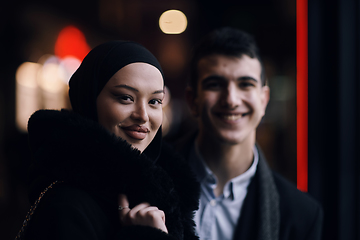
top-left (237, 76), bottom-right (258, 82)
top-left (114, 85), bottom-right (164, 94)
top-left (201, 75), bottom-right (226, 85)
top-left (201, 75), bottom-right (259, 85)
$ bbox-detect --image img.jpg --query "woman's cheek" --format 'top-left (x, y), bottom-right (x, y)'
top-left (151, 108), bottom-right (163, 129)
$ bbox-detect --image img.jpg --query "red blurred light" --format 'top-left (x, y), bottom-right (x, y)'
top-left (297, 0), bottom-right (308, 192)
top-left (55, 26), bottom-right (90, 61)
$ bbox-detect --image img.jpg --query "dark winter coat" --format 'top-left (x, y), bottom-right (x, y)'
top-left (22, 109), bottom-right (200, 240)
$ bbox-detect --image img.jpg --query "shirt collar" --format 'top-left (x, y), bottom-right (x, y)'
top-left (188, 142), bottom-right (217, 186)
top-left (189, 142), bottom-right (259, 200)
top-left (225, 146), bottom-right (258, 199)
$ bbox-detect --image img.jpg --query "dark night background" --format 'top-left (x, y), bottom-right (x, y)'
top-left (0, 0), bottom-right (359, 239)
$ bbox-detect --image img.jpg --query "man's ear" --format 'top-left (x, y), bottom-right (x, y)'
top-left (185, 87), bottom-right (199, 117)
top-left (261, 85), bottom-right (270, 116)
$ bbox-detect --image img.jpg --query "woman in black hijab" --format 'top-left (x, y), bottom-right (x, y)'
top-left (17, 41), bottom-right (199, 240)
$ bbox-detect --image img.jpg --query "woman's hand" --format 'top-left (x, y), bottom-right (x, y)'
top-left (118, 194), bottom-right (168, 233)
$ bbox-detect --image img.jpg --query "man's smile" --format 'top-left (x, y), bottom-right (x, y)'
top-left (214, 112), bottom-right (249, 121)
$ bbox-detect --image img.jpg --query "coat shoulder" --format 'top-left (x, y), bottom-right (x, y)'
top-left (272, 172), bottom-right (323, 240)
top-left (273, 172), bottom-right (321, 213)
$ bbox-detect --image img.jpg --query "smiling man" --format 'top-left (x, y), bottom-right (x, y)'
top-left (175, 27), bottom-right (323, 240)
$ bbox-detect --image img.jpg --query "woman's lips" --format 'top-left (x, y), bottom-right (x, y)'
top-left (121, 125), bottom-right (149, 140)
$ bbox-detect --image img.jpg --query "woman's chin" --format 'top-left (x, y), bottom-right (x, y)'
top-left (127, 141), bottom-right (147, 153)
top-left (131, 144), bottom-right (143, 152)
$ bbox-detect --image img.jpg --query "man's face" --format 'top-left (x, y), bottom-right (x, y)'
top-left (188, 54), bottom-right (269, 145)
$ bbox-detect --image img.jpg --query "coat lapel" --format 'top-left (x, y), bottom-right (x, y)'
top-left (233, 146), bottom-right (280, 240)
top-left (256, 148), bottom-right (280, 240)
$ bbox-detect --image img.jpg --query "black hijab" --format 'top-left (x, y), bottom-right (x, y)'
top-left (68, 40), bottom-right (164, 162)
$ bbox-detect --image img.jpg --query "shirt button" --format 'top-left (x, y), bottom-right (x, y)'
top-left (210, 199), bottom-right (216, 206)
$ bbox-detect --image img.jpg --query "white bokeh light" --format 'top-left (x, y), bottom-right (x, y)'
top-left (159, 10), bottom-right (187, 34)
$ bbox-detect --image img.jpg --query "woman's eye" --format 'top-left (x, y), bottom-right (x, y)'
top-left (149, 99), bottom-right (163, 105)
top-left (117, 95), bottom-right (133, 103)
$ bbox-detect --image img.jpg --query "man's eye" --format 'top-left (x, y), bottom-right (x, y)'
top-left (239, 82), bottom-right (254, 88)
top-left (203, 81), bottom-right (221, 89)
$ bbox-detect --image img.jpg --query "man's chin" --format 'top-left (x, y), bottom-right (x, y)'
top-left (214, 131), bottom-right (252, 146)
top-left (214, 135), bottom-right (243, 145)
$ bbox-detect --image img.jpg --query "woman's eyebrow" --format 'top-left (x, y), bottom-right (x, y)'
top-left (153, 90), bottom-right (165, 94)
top-left (113, 85), bottom-right (164, 94)
top-left (114, 84), bottom-right (138, 92)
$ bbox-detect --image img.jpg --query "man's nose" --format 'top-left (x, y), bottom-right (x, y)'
top-left (221, 83), bottom-right (242, 108)
top-left (131, 102), bottom-right (149, 123)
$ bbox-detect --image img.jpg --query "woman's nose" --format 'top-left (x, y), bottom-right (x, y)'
top-left (131, 102), bottom-right (149, 123)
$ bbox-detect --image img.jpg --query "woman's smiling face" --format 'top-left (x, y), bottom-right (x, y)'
top-left (96, 62), bottom-right (164, 152)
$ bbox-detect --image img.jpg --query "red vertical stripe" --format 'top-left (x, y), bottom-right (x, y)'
top-left (296, 0), bottom-right (308, 192)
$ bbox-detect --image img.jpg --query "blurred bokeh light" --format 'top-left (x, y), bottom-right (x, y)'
top-left (14, 25), bottom-right (88, 132)
top-left (15, 62), bottom-right (41, 132)
top-left (159, 10), bottom-right (187, 34)
top-left (15, 56), bottom-right (74, 132)
top-left (55, 26), bottom-right (90, 60)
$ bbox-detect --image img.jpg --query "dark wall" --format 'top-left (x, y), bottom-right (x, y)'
top-left (308, 0), bottom-right (360, 239)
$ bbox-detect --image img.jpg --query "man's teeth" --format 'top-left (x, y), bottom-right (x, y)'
top-left (221, 114), bottom-right (243, 120)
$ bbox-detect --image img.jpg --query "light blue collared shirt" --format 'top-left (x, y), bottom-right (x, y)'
top-left (189, 143), bottom-right (259, 240)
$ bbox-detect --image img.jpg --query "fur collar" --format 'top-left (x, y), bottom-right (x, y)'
top-left (27, 109), bottom-right (199, 238)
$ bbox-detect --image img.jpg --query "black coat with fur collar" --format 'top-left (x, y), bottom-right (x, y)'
top-left (24, 109), bottom-right (200, 240)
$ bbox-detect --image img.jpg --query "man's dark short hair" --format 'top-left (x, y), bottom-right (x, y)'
top-left (189, 27), bottom-right (266, 93)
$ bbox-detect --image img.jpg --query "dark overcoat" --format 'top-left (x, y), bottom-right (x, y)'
top-left (21, 109), bottom-right (200, 240)
top-left (175, 133), bottom-right (323, 240)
